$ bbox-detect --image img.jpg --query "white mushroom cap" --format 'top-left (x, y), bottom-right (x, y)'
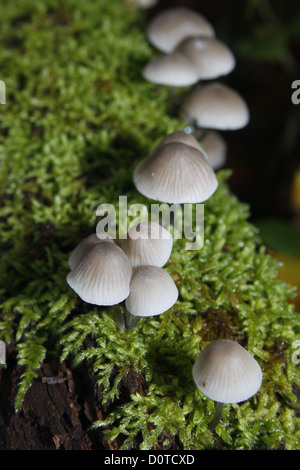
top-left (147, 7), bottom-right (215, 53)
top-left (133, 141), bottom-right (218, 203)
top-left (200, 130), bottom-right (227, 169)
top-left (121, 221), bottom-right (173, 268)
top-left (181, 82), bottom-right (250, 130)
top-left (143, 52), bottom-right (198, 87)
top-left (153, 130), bottom-right (203, 153)
top-left (68, 233), bottom-right (115, 270)
top-left (192, 339), bottom-right (263, 404)
top-left (176, 36), bottom-right (236, 80)
top-left (125, 265), bottom-right (178, 317)
top-left (67, 241), bottom-right (132, 306)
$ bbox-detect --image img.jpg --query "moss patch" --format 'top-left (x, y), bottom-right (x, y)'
top-left (0, 0), bottom-right (299, 449)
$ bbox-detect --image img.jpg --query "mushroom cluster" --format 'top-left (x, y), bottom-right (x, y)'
top-left (66, 4), bottom-right (262, 431)
top-left (143, 6), bottom-right (250, 170)
top-left (67, 221), bottom-right (178, 329)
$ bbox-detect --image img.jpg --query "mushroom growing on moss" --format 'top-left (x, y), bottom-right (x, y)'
top-left (181, 82), bottom-right (250, 130)
top-left (143, 51), bottom-right (198, 87)
top-left (147, 7), bottom-right (215, 53)
top-left (121, 220), bottom-right (173, 268)
top-left (133, 141), bottom-right (218, 203)
top-left (125, 265), bottom-right (178, 327)
top-left (192, 339), bottom-right (262, 430)
top-left (67, 240), bottom-right (132, 306)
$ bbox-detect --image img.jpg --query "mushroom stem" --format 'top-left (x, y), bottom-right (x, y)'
top-left (125, 311), bottom-right (140, 330)
top-left (113, 305), bottom-right (126, 330)
top-left (208, 402), bottom-right (224, 431)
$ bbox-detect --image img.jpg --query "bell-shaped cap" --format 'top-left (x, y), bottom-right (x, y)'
top-left (192, 339), bottom-right (263, 404)
top-left (143, 52), bottom-right (198, 87)
top-left (153, 130), bottom-right (203, 153)
top-left (121, 221), bottom-right (173, 268)
top-left (181, 82), bottom-right (250, 130)
top-left (67, 241), bottom-right (132, 306)
top-left (200, 130), bottom-right (227, 169)
top-left (147, 7), bottom-right (215, 53)
top-left (68, 233), bottom-right (114, 270)
top-left (125, 265), bottom-right (178, 317)
top-left (176, 36), bottom-right (235, 80)
top-left (133, 141), bottom-right (218, 203)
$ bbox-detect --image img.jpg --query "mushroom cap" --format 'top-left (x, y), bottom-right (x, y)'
top-left (181, 82), bottom-right (250, 130)
top-left (68, 233), bottom-right (114, 270)
top-left (121, 221), bottom-right (173, 268)
top-left (147, 7), bottom-right (215, 53)
top-left (200, 130), bottom-right (227, 169)
top-left (153, 130), bottom-right (203, 153)
top-left (133, 141), bottom-right (218, 203)
top-left (143, 51), bottom-right (198, 87)
top-left (192, 339), bottom-right (263, 404)
top-left (67, 241), bottom-right (132, 306)
top-left (176, 36), bottom-right (236, 80)
top-left (125, 265), bottom-right (178, 317)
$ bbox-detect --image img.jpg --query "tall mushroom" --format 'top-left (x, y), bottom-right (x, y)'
top-left (192, 339), bottom-right (262, 430)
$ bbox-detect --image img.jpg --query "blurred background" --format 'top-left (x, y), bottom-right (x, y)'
top-left (141, 0), bottom-right (300, 307)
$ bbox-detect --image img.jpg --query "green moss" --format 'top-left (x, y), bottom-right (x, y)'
top-left (0, 0), bottom-right (299, 449)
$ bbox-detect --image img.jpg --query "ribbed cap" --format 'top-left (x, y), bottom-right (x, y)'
top-left (200, 131), bottom-right (227, 169)
top-left (125, 265), bottom-right (178, 316)
top-left (67, 241), bottom-right (132, 306)
top-left (193, 339), bottom-right (262, 404)
top-left (68, 233), bottom-right (114, 270)
top-left (121, 221), bottom-right (173, 268)
top-left (133, 141), bottom-right (218, 203)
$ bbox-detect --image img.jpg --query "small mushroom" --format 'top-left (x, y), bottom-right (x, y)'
top-left (67, 241), bottom-right (132, 306)
top-left (200, 130), bottom-right (227, 169)
top-left (147, 7), bottom-right (215, 53)
top-left (125, 265), bottom-right (178, 321)
top-left (192, 339), bottom-right (262, 430)
top-left (68, 233), bottom-right (114, 270)
top-left (153, 130), bottom-right (203, 153)
top-left (121, 221), bottom-right (173, 268)
top-left (143, 51), bottom-right (198, 87)
top-left (181, 82), bottom-right (250, 130)
top-left (176, 36), bottom-right (236, 80)
top-left (133, 141), bottom-right (218, 203)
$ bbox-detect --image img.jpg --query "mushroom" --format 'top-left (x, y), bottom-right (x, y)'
top-left (176, 36), bottom-right (236, 80)
top-left (121, 220), bottom-right (173, 268)
top-left (199, 130), bottom-right (227, 169)
top-left (68, 233), bottom-right (114, 270)
top-left (125, 265), bottom-right (178, 326)
top-left (181, 82), bottom-right (250, 130)
top-left (67, 240), bottom-right (132, 306)
top-left (147, 7), bottom-right (215, 53)
top-left (192, 339), bottom-right (263, 430)
top-left (143, 51), bottom-right (198, 87)
top-left (133, 141), bottom-right (218, 203)
top-left (152, 130), bottom-right (203, 153)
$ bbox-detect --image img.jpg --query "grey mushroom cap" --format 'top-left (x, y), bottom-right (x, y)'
top-left (121, 221), bottom-right (173, 268)
top-left (125, 265), bottom-right (178, 317)
top-left (200, 130), bottom-right (227, 169)
top-left (192, 339), bottom-right (263, 404)
top-left (147, 7), bottom-right (215, 53)
top-left (181, 82), bottom-right (250, 130)
top-left (176, 36), bottom-right (236, 80)
top-left (143, 51), bottom-right (198, 87)
top-left (68, 233), bottom-right (115, 270)
top-left (153, 130), bottom-right (203, 153)
top-left (133, 141), bottom-right (218, 203)
top-left (67, 241), bottom-right (132, 306)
